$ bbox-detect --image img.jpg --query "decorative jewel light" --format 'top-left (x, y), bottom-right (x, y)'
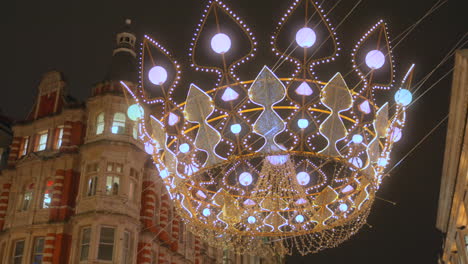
top-left (128, 0), bottom-right (413, 257)
top-left (211, 33), bottom-right (232, 54)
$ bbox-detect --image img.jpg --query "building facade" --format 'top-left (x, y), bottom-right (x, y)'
top-left (436, 49), bottom-right (468, 264)
top-left (0, 20), bottom-right (268, 264)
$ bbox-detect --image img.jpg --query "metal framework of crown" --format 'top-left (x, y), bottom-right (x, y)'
top-left (122, 0), bottom-right (415, 256)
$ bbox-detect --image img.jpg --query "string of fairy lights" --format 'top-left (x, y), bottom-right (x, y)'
top-left (117, 0), bottom-right (460, 257)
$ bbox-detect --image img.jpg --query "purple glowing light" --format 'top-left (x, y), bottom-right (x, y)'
top-left (365, 50), bottom-right (385, 70)
top-left (295, 27), bottom-right (316, 48)
top-left (296, 172), bottom-right (310, 186)
top-left (295, 82), bottom-right (313, 96)
top-left (221, 87), bottom-right (239, 101)
top-left (359, 100), bottom-right (371, 114)
top-left (211, 33), bottom-right (231, 54)
top-left (239, 172), bottom-right (253, 186)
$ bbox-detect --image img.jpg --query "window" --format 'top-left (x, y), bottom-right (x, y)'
top-left (98, 227), bottom-right (115, 261)
top-left (106, 176), bottom-right (120, 195)
top-left (122, 231), bottom-right (132, 264)
top-left (36, 131), bottom-right (48, 151)
top-left (96, 112), bottom-right (105, 135)
top-left (20, 183), bottom-right (34, 211)
top-left (129, 180), bottom-right (135, 201)
top-left (42, 180), bottom-right (54, 208)
top-left (112, 113), bottom-right (126, 134)
top-left (55, 126), bottom-right (64, 149)
top-left (32, 237), bottom-right (45, 264)
top-left (132, 123), bottom-right (138, 139)
top-left (107, 162), bottom-right (123, 173)
top-left (19, 136), bottom-right (29, 157)
top-left (87, 176), bottom-right (97, 196)
top-left (12, 240), bottom-right (25, 264)
top-left (80, 227), bottom-right (91, 261)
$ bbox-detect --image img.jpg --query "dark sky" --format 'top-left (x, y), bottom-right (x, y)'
top-left (3, 0), bottom-right (467, 263)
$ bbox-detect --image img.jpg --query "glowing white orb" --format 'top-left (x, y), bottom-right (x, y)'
top-left (149, 66), bottom-right (168, 85)
top-left (127, 104), bottom-right (144, 121)
top-left (202, 208), bottom-right (211, 217)
top-left (247, 216), bottom-right (256, 224)
top-left (339, 203), bottom-right (348, 212)
top-left (231, 124), bottom-right (242, 134)
top-left (298, 119), bottom-right (309, 129)
top-left (352, 134), bottom-right (363, 144)
top-left (295, 82), bottom-right (313, 96)
top-left (349, 157), bottom-right (363, 168)
top-left (159, 169), bottom-right (169, 179)
top-left (365, 50), bottom-right (385, 69)
top-left (144, 142), bottom-right (154, 155)
top-left (296, 172), bottom-right (310, 186)
top-left (239, 172), bottom-right (253, 186)
top-left (221, 87), bottom-right (239, 101)
top-left (390, 127), bottom-right (402, 142)
top-left (295, 27), bottom-right (316, 48)
top-left (295, 215), bottom-right (305, 223)
top-left (394, 89), bottom-right (412, 106)
top-left (267, 155), bottom-right (288, 165)
top-left (179, 143), bottom-right (190, 153)
top-left (211, 33), bottom-right (231, 54)
top-left (377, 158), bottom-right (388, 167)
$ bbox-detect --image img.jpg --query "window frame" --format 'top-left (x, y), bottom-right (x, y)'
top-left (97, 226), bottom-right (115, 261)
top-left (96, 112), bottom-right (105, 135)
top-left (111, 112), bottom-right (126, 134)
top-left (79, 226), bottom-right (91, 262)
top-left (55, 126), bottom-right (64, 149)
top-left (19, 136), bottom-right (29, 157)
top-left (41, 179), bottom-right (54, 209)
top-left (105, 175), bottom-right (120, 195)
top-left (86, 176), bottom-right (98, 197)
top-left (36, 130), bottom-right (49, 151)
top-left (122, 230), bottom-right (132, 264)
top-left (31, 237), bottom-right (45, 264)
top-left (12, 239), bottom-right (25, 264)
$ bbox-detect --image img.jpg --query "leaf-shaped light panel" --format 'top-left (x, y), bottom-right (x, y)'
top-left (185, 84), bottom-right (225, 167)
top-left (249, 66), bottom-right (286, 154)
top-left (319, 73), bottom-right (353, 157)
top-left (351, 20), bottom-right (395, 95)
top-left (189, 0), bottom-right (257, 87)
top-left (140, 35), bottom-right (181, 105)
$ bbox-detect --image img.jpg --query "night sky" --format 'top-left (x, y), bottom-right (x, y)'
top-left (4, 0), bottom-right (467, 263)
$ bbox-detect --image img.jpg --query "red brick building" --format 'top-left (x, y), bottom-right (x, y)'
top-left (0, 20), bottom-right (265, 264)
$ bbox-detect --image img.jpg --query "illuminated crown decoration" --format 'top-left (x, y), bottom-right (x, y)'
top-left (123, 0), bottom-right (415, 256)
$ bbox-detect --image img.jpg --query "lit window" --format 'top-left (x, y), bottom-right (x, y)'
top-left (42, 180), bottom-right (54, 208)
top-left (106, 176), bottom-right (120, 195)
top-left (55, 126), bottom-right (64, 149)
top-left (80, 227), bottom-right (91, 261)
top-left (122, 231), bottom-right (132, 264)
top-left (32, 237), bottom-right (44, 264)
top-left (20, 183), bottom-right (34, 211)
top-left (87, 176), bottom-right (97, 197)
top-left (12, 240), bottom-right (25, 264)
top-left (37, 131), bottom-right (48, 151)
top-left (98, 227), bottom-right (115, 261)
top-left (19, 136), bottom-right (29, 157)
top-left (96, 112), bottom-right (105, 135)
top-left (112, 112), bottom-right (126, 134)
